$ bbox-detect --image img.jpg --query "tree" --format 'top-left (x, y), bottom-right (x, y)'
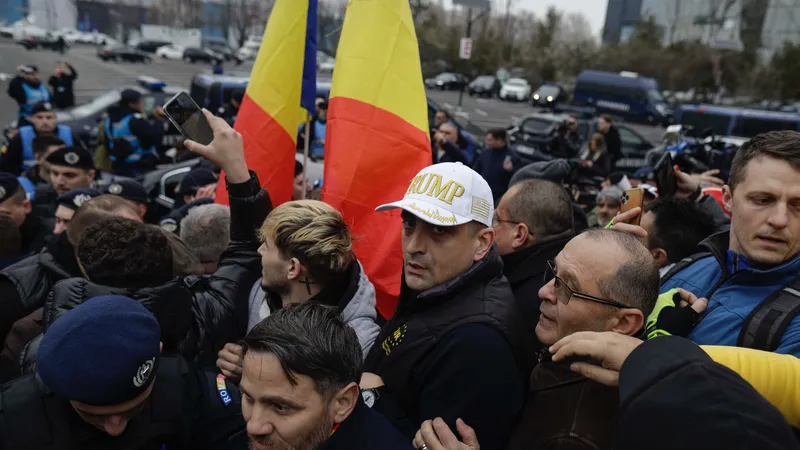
top-left (769, 42), bottom-right (800, 101)
top-left (227, 0), bottom-right (273, 47)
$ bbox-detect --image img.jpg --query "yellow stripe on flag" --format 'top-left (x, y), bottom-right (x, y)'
top-left (247, 0), bottom-right (309, 139)
top-left (329, 0), bottom-right (428, 134)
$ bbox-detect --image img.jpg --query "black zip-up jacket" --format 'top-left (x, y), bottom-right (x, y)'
top-left (364, 248), bottom-right (534, 450)
top-left (47, 64), bottom-right (78, 109)
top-left (502, 231), bottom-right (573, 349)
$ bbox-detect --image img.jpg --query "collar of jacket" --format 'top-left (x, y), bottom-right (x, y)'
top-left (45, 232), bottom-right (82, 277)
top-left (502, 230), bottom-right (573, 284)
top-left (395, 246), bottom-right (505, 317)
top-left (699, 231), bottom-right (800, 279)
top-left (266, 259), bottom-right (360, 313)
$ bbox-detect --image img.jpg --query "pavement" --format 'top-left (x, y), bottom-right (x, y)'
top-left (425, 88), bottom-right (667, 145)
top-left (0, 39), bottom-right (254, 128)
top-left (0, 38), bottom-right (664, 145)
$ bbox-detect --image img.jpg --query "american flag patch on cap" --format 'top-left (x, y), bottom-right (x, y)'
top-left (471, 196), bottom-right (491, 220)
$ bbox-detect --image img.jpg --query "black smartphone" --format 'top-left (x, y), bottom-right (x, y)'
top-left (654, 152), bottom-right (677, 198)
top-left (163, 92), bottom-right (214, 146)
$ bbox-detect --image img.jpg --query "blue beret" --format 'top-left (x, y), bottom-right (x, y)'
top-left (46, 147), bottom-right (94, 170)
top-left (177, 168), bottom-right (217, 196)
top-left (56, 188), bottom-right (102, 210)
top-left (0, 172), bottom-right (21, 203)
top-left (104, 179), bottom-right (148, 204)
top-left (38, 295), bottom-right (161, 406)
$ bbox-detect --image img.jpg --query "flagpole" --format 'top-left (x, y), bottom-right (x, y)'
top-left (302, 111), bottom-right (311, 199)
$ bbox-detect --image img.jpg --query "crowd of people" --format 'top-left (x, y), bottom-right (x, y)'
top-left (0, 57), bottom-right (799, 449)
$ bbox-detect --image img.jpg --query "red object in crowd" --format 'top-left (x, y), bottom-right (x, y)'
top-left (702, 186), bottom-right (731, 217)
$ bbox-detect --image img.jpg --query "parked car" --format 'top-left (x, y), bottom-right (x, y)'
top-left (467, 75), bottom-right (501, 98)
top-left (508, 112), bottom-right (655, 171)
top-left (156, 45), bottom-right (185, 60)
top-left (531, 83), bottom-right (568, 108)
top-left (183, 47), bottom-right (222, 64)
top-left (425, 72), bottom-right (469, 91)
top-left (499, 78), bottom-right (532, 102)
top-left (135, 40), bottom-right (171, 53)
top-left (98, 45), bottom-right (152, 63)
top-left (203, 41), bottom-right (241, 63)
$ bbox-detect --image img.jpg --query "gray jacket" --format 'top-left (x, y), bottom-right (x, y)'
top-left (247, 261), bottom-right (380, 358)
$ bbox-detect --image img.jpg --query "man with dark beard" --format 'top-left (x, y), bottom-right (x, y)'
top-left (239, 302), bottom-right (412, 450)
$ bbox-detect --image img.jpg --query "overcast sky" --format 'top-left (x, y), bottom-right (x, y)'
top-left (517, 0), bottom-right (608, 36)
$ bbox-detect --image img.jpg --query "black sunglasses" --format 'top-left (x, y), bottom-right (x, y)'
top-left (544, 260), bottom-right (628, 308)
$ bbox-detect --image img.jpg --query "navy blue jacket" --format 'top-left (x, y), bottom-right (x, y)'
top-left (662, 232), bottom-right (800, 356)
top-left (472, 146), bottom-right (521, 202)
top-left (320, 398), bottom-right (413, 450)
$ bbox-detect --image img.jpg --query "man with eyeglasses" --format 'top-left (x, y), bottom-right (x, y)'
top-left (492, 178), bottom-right (574, 343)
top-left (414, 228), bottom-right (659, 450)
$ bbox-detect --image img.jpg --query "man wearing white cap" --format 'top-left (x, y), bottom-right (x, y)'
top-left (360, 162), bottom-right (533, 450)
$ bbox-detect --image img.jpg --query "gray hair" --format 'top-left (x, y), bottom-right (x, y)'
top-left (580, 228), bottom-right (660, 317)
top-left (180, 204), bottom-right (231, 264)
top-left (596, 186), bottom-right (624, 206)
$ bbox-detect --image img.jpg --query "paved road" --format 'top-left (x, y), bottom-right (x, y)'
top-left (426, 88), bottom-right (666, 144)
top-left (0, 39), bottom-right (665, 146)
top-left (0, 39), bottom-right (253, 128)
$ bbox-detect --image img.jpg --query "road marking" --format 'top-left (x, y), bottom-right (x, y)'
top-left (443, 102), bottom-right (453, 110)
top-left (511, 115), bottom-right (520, 124)
top-left (454, 110), bottom-right (469, 119)
top-left (477, 99), bottom-right (487, 104)
top-left (0, 73), bottom-right (10, 81)
top-left (475, 108), bottom-right (487, 116)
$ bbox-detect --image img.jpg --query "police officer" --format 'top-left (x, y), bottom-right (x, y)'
top-left (53, 188), bottom-right (102, 235)
top-left (0, 101), bottom-right (76, 176)
top-left (0, 172), bottom-right (51, 257)
top-left (217, 90), bottom-right (243, 126)
top-left (0, 294), bottom-right (248, 449)
top-left (32, 147), bottom-right (96, 219)
top-left (104, 89), bottom-right (167, 177)
top-left (103, 179), bottom-right (149, 220)
top-left (297, 100), bottom-right (327, 158)
top-left (6, 65), bottom-right (52, 128)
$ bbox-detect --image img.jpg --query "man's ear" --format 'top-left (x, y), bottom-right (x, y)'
top-left (286, 257), bottom-right (302, 281)
top-left (722, 185), bottom-right (733, 213)
top-left (511, 223), bottom-right (530, 250)
top-left (330, 382), bottom-right (359, 424)
top-left (612, 309), bottom-right (645, 337)
top-left (473, 227), bottom-right (495, 262)
top-left (87, 169), bottom-right (96, 182)
top-left (650, 248), bottom-right (669, 268)
top-left (23, 199), bottom-right (32, 215)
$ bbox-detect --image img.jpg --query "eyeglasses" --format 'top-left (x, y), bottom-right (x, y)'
top-left (492, 211), bottom-right (519, 227)
top-left (544, 260), bottom-right (628, 308)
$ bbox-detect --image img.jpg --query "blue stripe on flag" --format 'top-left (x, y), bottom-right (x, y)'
top-left (300, 0), bottom-right (318, 114)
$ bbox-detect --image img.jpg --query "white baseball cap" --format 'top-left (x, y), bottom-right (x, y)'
top-left (376, 162), bottom-right (494, 227)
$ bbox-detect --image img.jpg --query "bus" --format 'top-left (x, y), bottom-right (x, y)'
top-left (677, 104), bottom-right (800, 139)
top-left (572, 70), bottom-right (672, 125)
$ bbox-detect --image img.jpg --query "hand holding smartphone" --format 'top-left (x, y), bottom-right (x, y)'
top-left (618, 188), bottom-right (645, 226)
top-left (163, 92), bottom-right (215, 146)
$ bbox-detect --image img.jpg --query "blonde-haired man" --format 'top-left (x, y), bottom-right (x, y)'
top-left (217, 199), bottom-right (381, 380)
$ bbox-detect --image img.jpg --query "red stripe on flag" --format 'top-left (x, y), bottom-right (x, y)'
top-left (215, 94), bottom-right (296, 206)
top-left (322, 97), bottom-right (431, 318)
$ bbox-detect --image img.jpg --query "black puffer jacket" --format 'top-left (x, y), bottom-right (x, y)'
top-left (20, 173), bottom-right (271, 372)
top-left (0, 233), bottom-right (82, 345)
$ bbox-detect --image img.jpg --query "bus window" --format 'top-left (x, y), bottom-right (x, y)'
top-left (732, 117), bottom-right (799, 139)
top-left (679, 111), bottom-right (732, 137)
top-left (189, 82), bottom-right (210, 107)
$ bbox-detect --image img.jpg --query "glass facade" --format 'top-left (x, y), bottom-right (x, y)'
top-left (640, 0), bottom-right (800, 62)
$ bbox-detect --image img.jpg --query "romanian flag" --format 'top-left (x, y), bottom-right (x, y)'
top-left (216, 0), bottom-right (317, 206)
top-left (322, 0), bottom-right (432, 318)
